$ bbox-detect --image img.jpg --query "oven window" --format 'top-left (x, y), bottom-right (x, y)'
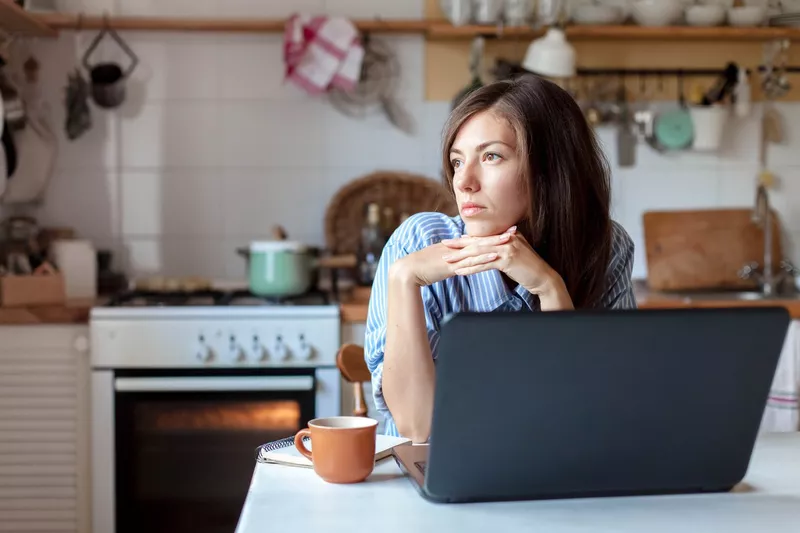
top-left (115, 378), bottom-right (315, 533)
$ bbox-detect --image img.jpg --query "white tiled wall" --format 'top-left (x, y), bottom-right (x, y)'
top-left (6, 0), bottom-right (800, 281)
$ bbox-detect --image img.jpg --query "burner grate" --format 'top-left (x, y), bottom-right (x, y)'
top-left (105, 289), bottom-right (332, 307)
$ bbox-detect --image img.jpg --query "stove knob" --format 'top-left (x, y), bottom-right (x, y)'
top-left (252, 335), bottom-right (268, 361)
top-left (196, 336), bottom-right (213, 363)
top-left (273, 335), bottom-right (290, 361)
top-left (228, 335), bottom-right (246, 363)
top-left (298, 334), bottom-right (314, 360)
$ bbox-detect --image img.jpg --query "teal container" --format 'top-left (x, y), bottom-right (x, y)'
top-left (248, 242), bottom-right (313, 297)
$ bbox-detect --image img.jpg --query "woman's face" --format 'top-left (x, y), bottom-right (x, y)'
top-left (449, 110), bottom-right (528, 237)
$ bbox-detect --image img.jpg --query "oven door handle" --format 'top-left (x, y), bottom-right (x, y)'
top-left (114, 376), bottom-right (315, 392)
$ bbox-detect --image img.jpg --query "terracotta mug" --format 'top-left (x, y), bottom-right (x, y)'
top-left (294, 416), bottom-right (378, 484)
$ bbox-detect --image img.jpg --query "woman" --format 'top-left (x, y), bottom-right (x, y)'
top-left (364, 75), bottom-right (636, 443)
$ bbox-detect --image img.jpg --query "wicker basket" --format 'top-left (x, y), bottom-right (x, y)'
top-left (324, 171), bottom-right (458, 255)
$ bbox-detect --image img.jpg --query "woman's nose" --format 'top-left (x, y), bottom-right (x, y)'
top-left (455, 162), bottom-right (480, 193)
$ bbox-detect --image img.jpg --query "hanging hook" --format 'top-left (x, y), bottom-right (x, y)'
top-left (677, 69), bottom-right (687, 106)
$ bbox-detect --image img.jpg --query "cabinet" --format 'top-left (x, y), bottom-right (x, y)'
top-left (0, 325), bottom-right (90, 533)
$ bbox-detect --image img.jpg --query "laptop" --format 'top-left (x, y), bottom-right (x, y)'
top-left (392, 307), bottom-right (790, 504)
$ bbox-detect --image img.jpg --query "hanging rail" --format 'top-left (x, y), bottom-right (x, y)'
top-left (574, 66), bottom-right (800, 77)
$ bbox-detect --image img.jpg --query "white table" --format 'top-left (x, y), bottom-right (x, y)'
top-left (235, 434), bottom-right (800, 533)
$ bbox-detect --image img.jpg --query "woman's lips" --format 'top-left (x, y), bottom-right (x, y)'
top-left (461, 203), bottom-right (486, 217)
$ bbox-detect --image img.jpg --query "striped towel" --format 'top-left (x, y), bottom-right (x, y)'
top-left (283, 14), bottom-right (364, 95)
top-left (760, 321), bottom-right (799, 432)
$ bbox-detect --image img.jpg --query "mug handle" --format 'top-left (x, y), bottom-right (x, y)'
top-left (294, 429), bottom-right (313, 461)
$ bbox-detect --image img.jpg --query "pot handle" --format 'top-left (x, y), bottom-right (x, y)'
top-left (82, 14), bottom-right (139, 78)
top-left (315, 254), bottom-right (358, 270)
top-left (236, 247), bottom-right (250, 260)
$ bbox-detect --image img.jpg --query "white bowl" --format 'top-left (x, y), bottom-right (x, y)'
top-left (573, 5), bottom-right (624, 24)
top-left (598, 0), bottom-right (633, 20)
top-left (632, 0), bottom-right (683, 26)
top-left (728, 6), bottom-right (767, 26)
top-left (780, 0), bottom-right (800, 12)
top-left (685, 4), bottom-right (726, 25)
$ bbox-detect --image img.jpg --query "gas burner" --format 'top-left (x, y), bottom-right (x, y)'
top-left (104, 289), bottom-right (332, 308)
top-left (217, 290), bottom-right (332, 307)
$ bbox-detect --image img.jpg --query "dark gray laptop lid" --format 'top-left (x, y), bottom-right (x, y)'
top-left (424, 307), bottom-right (790, 503)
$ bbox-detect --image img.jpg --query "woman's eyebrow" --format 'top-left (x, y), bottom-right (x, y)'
top-left (450, 141), bottom-right (513, 155)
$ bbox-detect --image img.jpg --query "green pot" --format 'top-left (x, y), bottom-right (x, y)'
top-left (248, 242), bottom-right (314, 297)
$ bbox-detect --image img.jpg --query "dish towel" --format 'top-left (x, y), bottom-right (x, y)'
top-left (283, 14), bottom-right (364, 95)
top-left (760, 320), bottom-right (799, 433)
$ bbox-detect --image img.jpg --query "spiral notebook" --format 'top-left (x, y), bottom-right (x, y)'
top-left (256, 434), bottom-right (410, 468)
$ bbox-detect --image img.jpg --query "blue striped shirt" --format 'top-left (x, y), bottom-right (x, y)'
top-left (364, 212), bottom-right (637, 437)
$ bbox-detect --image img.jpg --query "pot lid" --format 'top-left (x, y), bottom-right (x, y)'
top-left (250, 241), bottom-right (308, 252)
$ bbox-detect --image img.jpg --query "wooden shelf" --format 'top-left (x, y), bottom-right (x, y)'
top-left (7, 9), bottom-right (800, 41)
top-left (31, 12), bottom-right (430, 34)
top-left (0, 0), bottom-right (57, 36)
top-left (427, 23), bottom-right (800, 41)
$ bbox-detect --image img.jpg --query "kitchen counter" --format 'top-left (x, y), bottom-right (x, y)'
top-left (339, 283), bottom-right (800, 323)
top-left (236, 433), bottom-right (800, 533)
top-left (634, 282), bottom-right (800, 318)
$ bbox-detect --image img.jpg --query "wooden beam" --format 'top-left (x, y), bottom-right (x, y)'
top-left (32, 13), bottom-right (430, 34)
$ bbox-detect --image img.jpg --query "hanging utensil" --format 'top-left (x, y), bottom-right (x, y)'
top-left (452, 36), bottom-right (485, 110)
top-left (654, 71), bottom-right (694, 151)
top-left (82, 14), bottom-right (139, 109)
top-left (615, 77), bottom-right (636, 168)
top-left (327, 33), bottom-right (413, 134)
top-left (761, 39), bottom-right (791, 100)
top-left (633, 74), bottom-right (665, 153)
top-left (65, 13), bottom-right (92, 140)
top-left (0, 72), bottom-right (25, 131)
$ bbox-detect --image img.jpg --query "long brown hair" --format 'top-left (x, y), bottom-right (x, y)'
top-left (441, 75), bottom-right (612, 309)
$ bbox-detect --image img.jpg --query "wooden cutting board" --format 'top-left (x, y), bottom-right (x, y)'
top-left (643, 209), bottom-right (783, 291)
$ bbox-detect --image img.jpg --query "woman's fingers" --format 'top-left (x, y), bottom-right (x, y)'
top-left (441, 233), bottom-right (511, 251)
top-left (449, 253), bottom-right (498, 273)
top-left (454, 261), bottom-right (497, 276)
top-left (442, 243), bottom-right (502, 263)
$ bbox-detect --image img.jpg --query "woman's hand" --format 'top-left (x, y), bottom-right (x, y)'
top-left (440, 228), bottom-right (574, 310)
top-left (389, 242), bottom-right (500, 288)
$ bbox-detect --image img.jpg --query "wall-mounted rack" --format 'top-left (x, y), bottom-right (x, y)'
top-left (427, 23), bottom-right (800, 41)
top-left (573, 66), bottom-right (800, 77)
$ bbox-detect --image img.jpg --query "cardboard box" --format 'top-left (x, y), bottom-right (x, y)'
top-left (0, 269), bottom-right (66, 307)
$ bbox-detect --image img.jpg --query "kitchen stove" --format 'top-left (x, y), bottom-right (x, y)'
top-left (90, 288), bottom-right (343, 533)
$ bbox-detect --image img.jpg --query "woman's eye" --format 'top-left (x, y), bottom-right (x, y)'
top-left (451, 159), bottom-right (462, 169)
top-left (485, 152), bottom-right (502, 162)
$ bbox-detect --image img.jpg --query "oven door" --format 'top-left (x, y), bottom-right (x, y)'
top-left (105, 368), bottom-right (319, 533)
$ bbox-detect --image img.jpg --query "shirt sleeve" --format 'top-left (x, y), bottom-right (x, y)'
top-left (363, 242), bottom-right (442, 429)
top-left (602, 223), bottom-right (638, 310)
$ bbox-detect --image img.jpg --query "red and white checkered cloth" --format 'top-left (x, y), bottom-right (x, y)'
top-left (283, 14), bottom-right (364, 95)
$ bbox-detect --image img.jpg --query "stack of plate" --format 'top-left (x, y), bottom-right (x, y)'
top-left (769, 12), bottom-right (800, 26)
